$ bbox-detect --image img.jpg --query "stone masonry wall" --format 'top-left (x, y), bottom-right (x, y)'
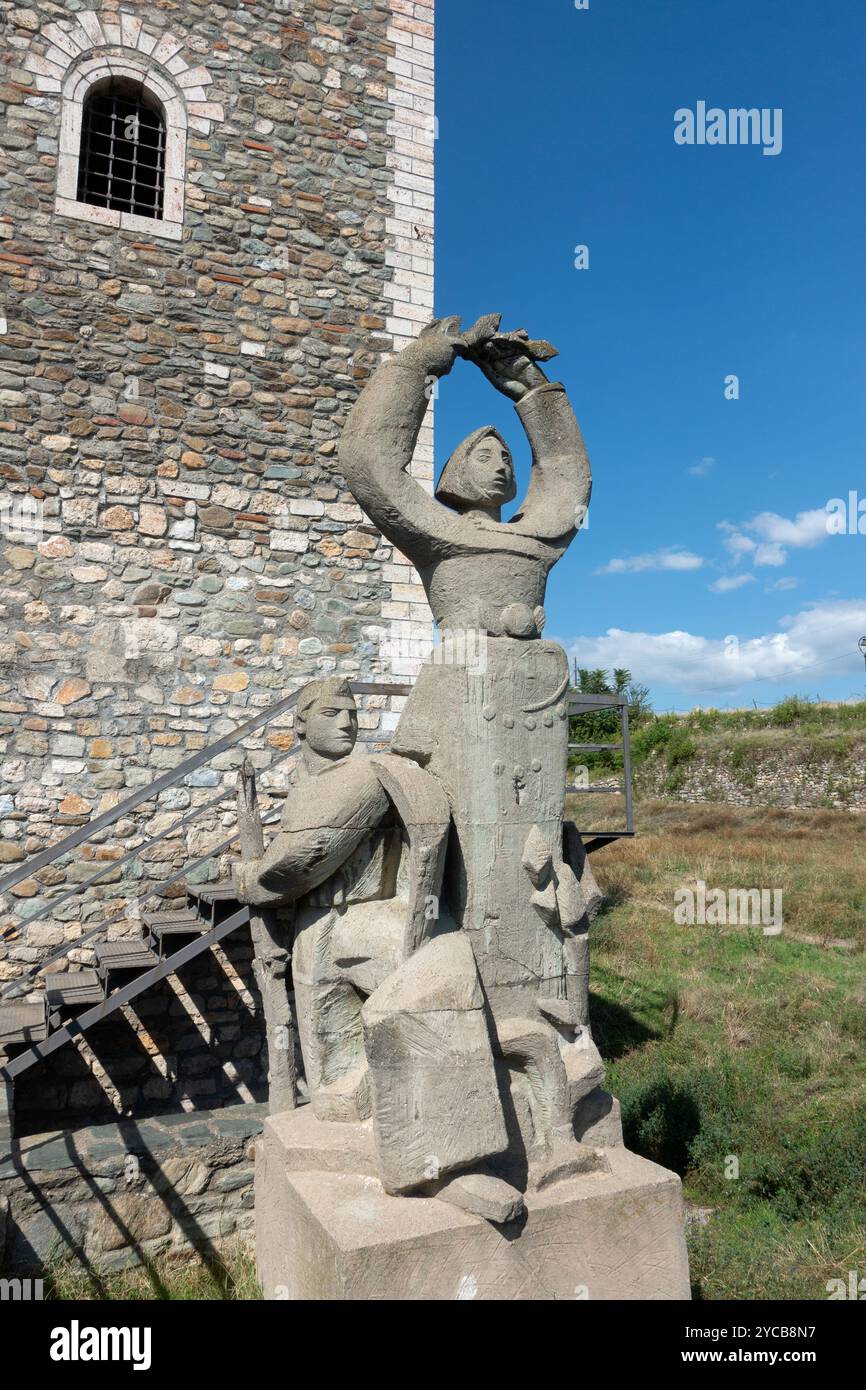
top-left (636, 745), bottom-right (866, 811)
top-left (0, 1101), bottom-right (266, 1274)
top-left (0, 0), bottom-right (436, 1122)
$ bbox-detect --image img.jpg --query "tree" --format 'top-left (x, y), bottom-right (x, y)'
top-left (569, 666), bottom-right (653, 769)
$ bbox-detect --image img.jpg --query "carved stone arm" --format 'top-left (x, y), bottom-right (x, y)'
top-left (338, 325), bottom-right (462, 567)
top-left (509, 382), bottom-right (592, 547)
top-left (235, 759), bottom-right (390, 907)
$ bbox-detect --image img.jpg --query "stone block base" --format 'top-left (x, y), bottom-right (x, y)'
top-left (255, 1108), bottom-right (690, 1300)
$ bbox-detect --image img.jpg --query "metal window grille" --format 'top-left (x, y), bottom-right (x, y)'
top-left (77, 83), bottom-right (165, 219)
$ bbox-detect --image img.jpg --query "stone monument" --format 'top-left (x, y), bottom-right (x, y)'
top-left (247, 316), bottom-right (691, 1300)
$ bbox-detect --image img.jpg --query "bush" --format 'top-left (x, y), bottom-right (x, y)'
top-left (666, 729), bottom-right (697, 769)
top-left (747, 1113), bottom-right (866, 1222)
top-left (771, 695), bottom-right (813, 727)
top-left (616, 1056), bottom-right (866, 1225)
top-left (630, 716), bottom-right (677, 763)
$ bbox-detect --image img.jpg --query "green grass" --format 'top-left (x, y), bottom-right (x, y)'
top-left (44, 1242), bottom-right (261, 1301)
top-left (591, 799), bottom-right (866, 1299)
top-left (573, 695), bottom-right (866, 777)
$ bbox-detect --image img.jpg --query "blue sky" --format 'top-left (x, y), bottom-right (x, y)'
top-left (434, 0), bottom-right (866, 711)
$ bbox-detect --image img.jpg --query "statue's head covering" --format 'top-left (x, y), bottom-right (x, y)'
top-left (434, 426), bottom-right (516, 511)
top-left (296, 676), bottom-right (356, 733)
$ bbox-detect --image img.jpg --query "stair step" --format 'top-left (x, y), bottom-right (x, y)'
top-left (189, 881), bottom-right (239, 905)
top-left (94, 940), bottom-right (160, 973)
top-left (0, 999), bottom-right (48, 1047)
top-left (141, 907), bottom-right (202, 930)
top-left (45, 970), bottom-right (104, 1009)
top-left (150, 913), bottom-right (210, 939)
top-left (140, 906), bottom-right (189, 928)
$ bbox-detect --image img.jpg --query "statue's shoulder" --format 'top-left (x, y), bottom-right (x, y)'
top-left (280, 752), bottom-right (388, 836)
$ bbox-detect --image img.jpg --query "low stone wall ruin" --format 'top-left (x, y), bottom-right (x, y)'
top-left (0, 1102), bottom-right (265, 1275)
top-left (635, 747), bottom-right (866, 811)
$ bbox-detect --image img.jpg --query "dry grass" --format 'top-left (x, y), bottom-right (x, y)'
top-left (586, 798), bottom-right (866, 1300)
top-left (584, 798), bottom-right (866, 951)
top-left (46, 1241), bottom-right (260, 1301)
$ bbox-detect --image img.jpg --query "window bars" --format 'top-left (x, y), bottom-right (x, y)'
top-left (77, 83), bottom-right (165, 220)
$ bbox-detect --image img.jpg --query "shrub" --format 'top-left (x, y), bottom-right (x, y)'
top-left (772, 695), bottom-right (813, 727)
top-left (666, 729), bottom-right (697, 769)
top-left (630, 716), bottom-right (677, 763)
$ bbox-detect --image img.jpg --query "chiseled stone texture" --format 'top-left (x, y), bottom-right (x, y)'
top-left (0, 1102), bottom-right (266, 1273)
top-left (0, 0), bottom-right (435, 1113)
top-left (255, 1125), bottom-right (691, 1301)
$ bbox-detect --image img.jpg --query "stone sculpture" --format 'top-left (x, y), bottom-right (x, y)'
top-left (235, 676), bottom-right (515, 1215)
top-left (247, 318), bottom-right (691, 1299)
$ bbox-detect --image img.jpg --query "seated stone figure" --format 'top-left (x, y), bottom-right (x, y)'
top-left (234, 677), bottom-right (522, 1219)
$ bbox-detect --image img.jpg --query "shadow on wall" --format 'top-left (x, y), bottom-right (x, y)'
top-left (0, 1103), bottom-right (266, 1284)
top-left (13, 944), bottom-right (269, 1136)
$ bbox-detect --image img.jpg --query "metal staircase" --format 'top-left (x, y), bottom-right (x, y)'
top-left (0, 892), bottom-right (252, 1088)
top-left (0, 682), bottom-right (633, 1143)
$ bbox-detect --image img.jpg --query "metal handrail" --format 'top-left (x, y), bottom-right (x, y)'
top-left (0, 784), bottom-right (287, 1002)
top-left (0, 730), bottom-right (401, 1000)
top-left (2, 906), bottom-right (255, 1081)
top-left (0, 681), bottom-right (635, 1000)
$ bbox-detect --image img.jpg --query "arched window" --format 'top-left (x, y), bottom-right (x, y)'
top-left (46, 24), bottom-right (223, 243)
top-left (77, 79), bottom-right (166, 220)
top-left (54, 56), bottom-right (195, 242)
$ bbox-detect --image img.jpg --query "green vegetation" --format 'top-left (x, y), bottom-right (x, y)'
top-left (568, 667), bottom-right (648, 770)
top-left (45, 1242), bottom-right (261, 1301)
top-left (570, 681), bottom-right (866, 781)
top-left (587, 799), bottom-right (866, 1300)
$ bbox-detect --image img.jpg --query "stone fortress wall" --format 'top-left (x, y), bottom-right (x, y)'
top-left (0, 0), bottom-right (436, 1127)
top-left (636, 747), bottom-right (866, 810)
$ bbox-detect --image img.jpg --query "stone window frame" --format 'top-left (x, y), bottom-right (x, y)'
top-left (55, 52), bottom-right (188, 242)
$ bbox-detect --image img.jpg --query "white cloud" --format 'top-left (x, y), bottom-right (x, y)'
top-left (753, 542), bottom-right (787, 567)
top-left (710, 573), bottom-right (755, 593)
top-left (718, 507), bottom-right (830, 569)
top-left (767, 577), bottom-right (799, 592)
top-left (595, 548), bottom-right (703, 576)
top-left (688, 456), bottom-right (715, 477)
top-left (565, 599), bottom-right (866, 695)
top-left (719, 523), bottom-right (756, 559)
top-left (751, 508), bottom-right (829, 548)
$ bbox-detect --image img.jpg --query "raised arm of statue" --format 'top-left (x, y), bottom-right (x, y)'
top-left (338, 320), bottom-right (460, 567)
top-left (510, 381), bottom-right (592, 545)
top-left (339, 315), bottom-right (504, 567)
top-left (467, 332), bottom-right (592, 547)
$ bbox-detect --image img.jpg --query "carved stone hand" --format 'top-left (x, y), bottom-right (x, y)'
top-left (467, 329), bottom-right (553, 401)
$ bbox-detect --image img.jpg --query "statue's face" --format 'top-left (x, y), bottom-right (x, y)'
top-left (302, 699), bottom-right (358, 760)
top-left (465, 435), bottom-right (514, 505)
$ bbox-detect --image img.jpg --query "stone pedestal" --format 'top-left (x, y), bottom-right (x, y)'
top-left (255, 1108), bottom-right (691, 1301)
